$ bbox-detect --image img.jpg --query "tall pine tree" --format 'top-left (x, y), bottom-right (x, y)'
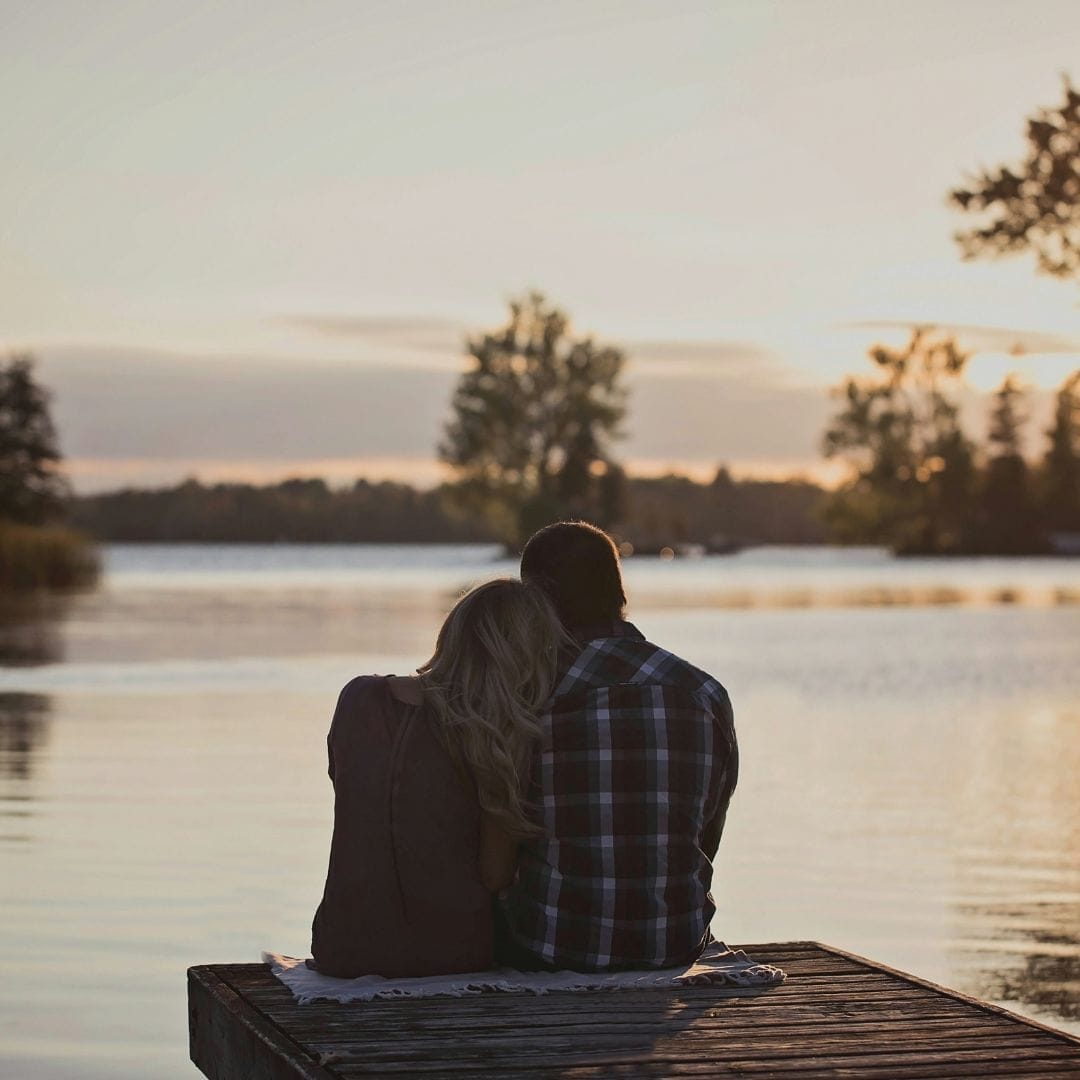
top-left (977, 377), bottom-right (1044, 553)
top-left (1041, 371), bottom-right (1080, 535)
top-left (0, 354), bottom-right (68, 525)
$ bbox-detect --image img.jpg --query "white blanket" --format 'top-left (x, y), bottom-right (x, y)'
top-left (263, 942), bottom-right (786, 1004)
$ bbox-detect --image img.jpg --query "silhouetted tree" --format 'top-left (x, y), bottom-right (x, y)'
top-left (822, 331), bottom-right (977, 554)
top-left (951, 77), bottom-right (1080, 283)
top-left (439, 292), bottom-right (627, 548)
top-left (0, 354), bottom-right (68, 525)
top-left (988, 375), bottom-right (1026, 457)
top-left (1041, 371), bottom-right (1080, 534)
top-left (595, 461), bottom-right (629, 531)
top-left (977, 377), bottom-right (1045, 553)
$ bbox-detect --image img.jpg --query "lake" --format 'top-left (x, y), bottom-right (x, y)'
top-left (1, 544), bottom-right (1079, 1078)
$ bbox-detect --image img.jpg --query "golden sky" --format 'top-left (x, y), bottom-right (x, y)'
top-left (2, 0), bottom-right (1078, 490)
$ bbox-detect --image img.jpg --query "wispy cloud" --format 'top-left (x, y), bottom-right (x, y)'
top-left (626, 339), bottom-right (798, 384)
top-left (278, 313), bottom-right (796, 383)
top-left (842, 320), bottom-right (1080, 357)
top-left (279, 314), bottom-right (467, 350)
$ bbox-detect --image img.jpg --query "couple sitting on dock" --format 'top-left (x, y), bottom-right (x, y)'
top-left (310, 520), bottom-right (738, 978)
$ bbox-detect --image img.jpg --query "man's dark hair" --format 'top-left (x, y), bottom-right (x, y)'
top-left (519, 521), bottom-right (626, 630)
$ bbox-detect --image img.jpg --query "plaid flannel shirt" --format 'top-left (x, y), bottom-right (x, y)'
top-left (500, 621), bottom-right (737, 971)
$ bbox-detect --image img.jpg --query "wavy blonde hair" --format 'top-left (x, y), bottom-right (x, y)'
top-left (417, 578), bottom-right (566, 837)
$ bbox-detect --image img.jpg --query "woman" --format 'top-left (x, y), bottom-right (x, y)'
top-left (310, 578), bottom-right (564, 978)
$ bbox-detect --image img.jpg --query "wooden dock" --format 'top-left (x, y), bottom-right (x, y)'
top-left (188, 941), bottom-right (1080, 1078)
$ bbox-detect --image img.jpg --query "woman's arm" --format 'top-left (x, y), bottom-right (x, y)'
top-left (479, 813), bottom-right (518, 892)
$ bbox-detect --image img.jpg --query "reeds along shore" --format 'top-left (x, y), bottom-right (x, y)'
top-left (0, 521), bottom-right (101, 592)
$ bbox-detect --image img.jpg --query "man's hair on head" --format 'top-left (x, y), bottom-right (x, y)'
top-left (519, 520), bottom-right (627, 630)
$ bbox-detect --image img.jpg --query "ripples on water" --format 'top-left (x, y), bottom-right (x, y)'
top-left (0, 544), bottom-right (1078, 1078)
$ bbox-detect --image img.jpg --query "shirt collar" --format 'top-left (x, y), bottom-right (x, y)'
top-left (569, 618), bottom-right (644, 647)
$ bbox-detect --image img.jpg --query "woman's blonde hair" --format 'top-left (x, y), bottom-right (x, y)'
top-left (417, 578), bottom-right (566, 837)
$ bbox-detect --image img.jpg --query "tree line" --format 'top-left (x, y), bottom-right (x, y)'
top-left (70, 478), bottom-right (492, 544)
top-left (68, 471), bottom-right (827, 548)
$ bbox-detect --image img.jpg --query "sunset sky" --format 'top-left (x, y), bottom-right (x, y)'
top-left (2, 0), bottom-right (1079, 491)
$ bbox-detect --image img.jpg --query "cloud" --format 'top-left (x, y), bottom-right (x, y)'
top-left (32, 338), bottom-right (833, 492)
top-left (37, 344), bottom-right (456, 460)
top-left (842, 320), bottom-right (1080, 357)
top-left (277, 314), bottom-right (797, 382)
top-left (38, 334), bottom-right (1062, 494)
top-left (627, 371), bottom-right (830, 461)
top-left (279, 314), bottom-right (467, 354)
top-left (621, 339), bottom-right (797, 384)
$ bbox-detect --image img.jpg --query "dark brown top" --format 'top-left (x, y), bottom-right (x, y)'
top-left (310, 675), bottom-right (493, 978)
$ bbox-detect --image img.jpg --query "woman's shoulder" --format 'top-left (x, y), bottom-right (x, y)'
top-left (330, 674), bottom-right (428, 742)
top-left (386, 674), bottom-right (424, 706)
top-left (328, 676), bottom-right (398, 751)
top-left (336, 674), bottom-right (391, 707)
top-left (330, 675), bottom-right (398, 730)
top-left (335, 673), bottom-right (423, 708)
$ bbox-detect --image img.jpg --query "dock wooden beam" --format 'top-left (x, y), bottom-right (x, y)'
top-left (189, 941), bottom-right (1080, 1078)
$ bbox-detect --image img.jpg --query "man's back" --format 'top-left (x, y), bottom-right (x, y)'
top-left (500, 621), bottom-right (738, 971)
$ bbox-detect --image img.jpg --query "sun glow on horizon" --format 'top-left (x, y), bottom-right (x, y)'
top-left (63, 453), bottom-right (859, 496)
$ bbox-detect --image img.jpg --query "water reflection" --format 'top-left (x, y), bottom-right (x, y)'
top-left (944, 696), bottom-right (1080, 1032)
top-left (0, 550), bottom-right (1078, 1078)
top-left (101, 542), bottom-right (1080, 613)
top-left (633, 584), bottom-right (1080, 610)
top-left (0, 596), bottom-right (67, 666)
top-left (0, 692), bottom-right (51, 781)
top-left (0, 692), bottom-right (50, 845)
top-left (958, 900), bottom-right (1080, 1023)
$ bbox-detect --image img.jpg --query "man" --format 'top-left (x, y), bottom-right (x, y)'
top-left (499, 521), bottom-right (738, 972)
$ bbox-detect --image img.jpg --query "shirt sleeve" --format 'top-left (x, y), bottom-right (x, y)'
top-left (702, 687), bottom-right (737, 859)
top-left (326, 677), bottom-right (366, 785)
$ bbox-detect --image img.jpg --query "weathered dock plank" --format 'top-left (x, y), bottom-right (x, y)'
top-left (188, 942), bottom-right (1080, 1078)
top-left (188, 966), bottom-right (335, 1080)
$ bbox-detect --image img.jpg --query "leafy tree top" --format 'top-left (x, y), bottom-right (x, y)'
top-left (439, 292), bottom-right (627, 546)
top-left (823, 329), bottom-right (972, 483)
top-left (821, 330), bottom-right (977, 553)
top-left (951, 77), bottom-right (1080, 282)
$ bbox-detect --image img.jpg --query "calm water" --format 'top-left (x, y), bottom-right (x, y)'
top-left (1, 544), bottom-right (1079, 1077)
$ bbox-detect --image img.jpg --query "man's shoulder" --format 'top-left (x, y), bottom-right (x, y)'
top-left (553, 626), bottom-right (730, 714)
